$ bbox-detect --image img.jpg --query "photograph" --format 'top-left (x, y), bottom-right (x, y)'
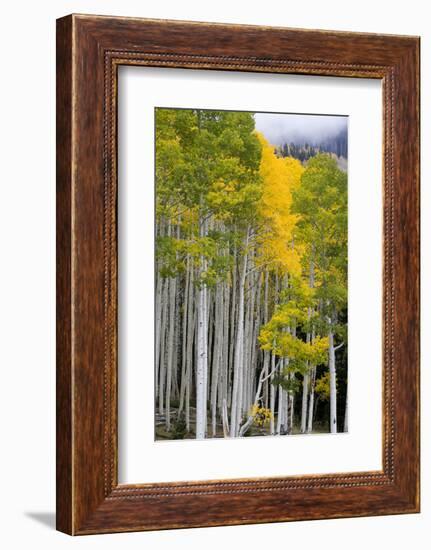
top-left (154, 108), bottom-right (348, 440)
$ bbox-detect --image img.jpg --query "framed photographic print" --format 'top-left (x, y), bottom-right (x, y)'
top-left (56, 14), bottom-right (420, 535)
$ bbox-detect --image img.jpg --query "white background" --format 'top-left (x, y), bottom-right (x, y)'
top-left (118, 68), bottom-right (382, 483)
top-left (0, 0), bottom-right (428, 548)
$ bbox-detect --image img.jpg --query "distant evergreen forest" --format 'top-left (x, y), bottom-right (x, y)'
top-left (277, 130), bottom-right (348, 163)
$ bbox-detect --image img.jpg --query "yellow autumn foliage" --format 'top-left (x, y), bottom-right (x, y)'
top-left (250, 404), bottom-right (273, 427)
top-left (255, 132), bottom-right (304, 275)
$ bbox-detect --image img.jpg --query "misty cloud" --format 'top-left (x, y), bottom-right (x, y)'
top-left (254, 112), bottom-right (347, 146)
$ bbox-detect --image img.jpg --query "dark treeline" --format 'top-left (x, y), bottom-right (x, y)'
top-left (277, 129), bottom-right (348, 163)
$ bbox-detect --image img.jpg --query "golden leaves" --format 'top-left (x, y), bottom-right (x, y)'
top-left (255, 133), bottom-right (304, 275)
top-left (250, 405), bottom-right (273, 427)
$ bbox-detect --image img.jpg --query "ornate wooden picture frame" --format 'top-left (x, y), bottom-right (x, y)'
top-left (56, 14), bottom-right (420, 535)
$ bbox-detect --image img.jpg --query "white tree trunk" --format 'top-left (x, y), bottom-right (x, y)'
top-left (196, 214), bottom-right (208, 439)
top-left (263, 269), bottom-right (270, 409)
top-left (178, 256), bottom-right (190, 416)
top-left (221, 277), bottom-right (230, 416)
top-left (155, 276), bottom-right (162, 393)
top-left (307, 366), bottom-right (316, 433)
top-left (228, 241), bottom-right (237, 408)
top-left (185, 260), bottom-right (194, 432)
top-left (230, 227), bottom-right (250, 437)
top-left (301, 260), bottom-right (315, 433)
top-left (222, 398), bottom-right (230, 438)
top-left (289, 388), bottom-right (295, 434)
top-left (211, 284), bottom-right (223, 436)
top-left (158, 278), bottom-right (168, 415)
top-left (328, 325), bottom-right (337, 434)
top-left (300, 372), bottom-right (309, 433)
top-left (165, 275), bottom-right (176, 430)
top-left (269, 351), bottom-right (276, 435)
top-left (343, 389), bottom-right (348, 432)
top-left (276, 384), bottom-right (283, 435)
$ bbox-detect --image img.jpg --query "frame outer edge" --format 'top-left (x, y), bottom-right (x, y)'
top-left (57, 14), bottom-right (421, 535)
top-left (393, 38), bottom-right (420, 511)
top-left (56, 14), bottom-right (74, 535)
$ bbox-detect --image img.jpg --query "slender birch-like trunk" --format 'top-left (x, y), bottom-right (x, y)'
top-left (222, 398), bottom-right (230, 438)
top-left (307, 366), bottom-right (316, 433)
top-left (269, 351), bottom-right (276, 435)
top-left (276, 383), bottom-right (283, 435)
top-left (286, 325), bottom-right (295, 434)
top-left (228, 242), bottom-right (237, 408)
top-left (158, 276), bottom-right (168, 415)
top-left (244, 259), bottom-right (257, 415)
top-left (211, 284), bottom-right (223, 436)
top-left (301, 259), bottom-right (315, 433)
top-left (155, 218), bottom-right (163, 397)
top-left (301, 371), bottom-right (309, 433)
top-left (238, 336), bottom-right (244, 422)
top-left (242, 277), bottom-right (250, 417)
top-left (196, 211), bottom-right (208, 439)
top-left (283, 388), bottom-right (290, 434)
top-left (202, 260), bottom-right (209, 432)
top-left (289, 378), bottom-right (295, 434)
top-left (300, 327), bottom-right (311, 434)
top-left (178, 255), bottom-right (190, 416)
top-left (269, 273), bottom-right (279, 435)
top-left (230, 227), bottom-right (250, 437)
top-left (165, 221), bottom-right (177, 430)
top-left (248, 265), bottom-right (260, 413)
top-left (220, 276), bottom-right (230, 421)
top-left (343, 390), bottom-right (348, 432)
top-left (172, 221), bottom-right (181, 402)
top-left (155, 276), bottom-right (162, 393)
top-left (165, 274), bottom-right (176, 430)
top-left (263, 269), bottom-right (270, 409)
top-left (185, 259), bottom-right (194, 431)
top-left (328, 321), bottom-right (337, 434)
